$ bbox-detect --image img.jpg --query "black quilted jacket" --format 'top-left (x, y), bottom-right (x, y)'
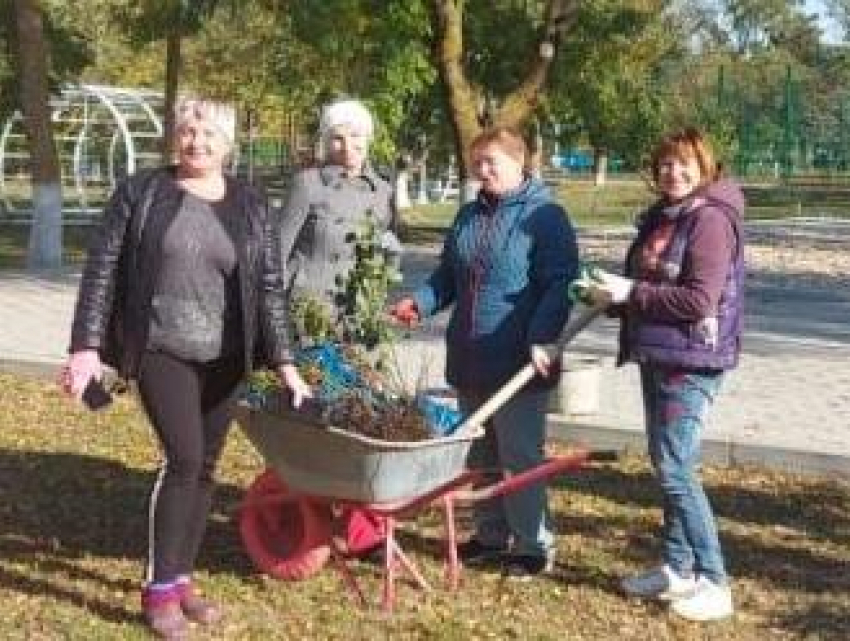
top-left (69, 167), bottom-right (293, 377)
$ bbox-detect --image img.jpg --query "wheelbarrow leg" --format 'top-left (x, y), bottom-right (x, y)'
top-left (329, 546), bottom-right (369, 608)
top-left (441, 494), bottom-right (460, 590)
top-left (381, 516), bottom-right (432, 612)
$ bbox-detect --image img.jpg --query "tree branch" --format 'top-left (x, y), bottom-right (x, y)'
top-left (497, 0), bottom-right (579, 128)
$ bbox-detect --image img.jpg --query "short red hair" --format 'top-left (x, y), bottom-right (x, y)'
top-left (469, 127), bottom-right (528, 168)
top-left (650, 127), bottom-right (718, 189)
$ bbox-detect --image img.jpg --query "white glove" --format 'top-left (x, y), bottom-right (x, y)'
top-left (593, 270), bottom-right (634, 304)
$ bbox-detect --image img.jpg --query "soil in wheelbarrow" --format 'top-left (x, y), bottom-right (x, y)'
top-left (325, 394), bottom-right (433, 442)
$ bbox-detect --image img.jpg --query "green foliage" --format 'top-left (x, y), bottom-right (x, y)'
top-left (283, 0), bottom-right (435, 165)
top-left (289, 293), bottom-right (336, 345)
top-left (6, 0), bottom-right (850, 183)
top-left (338, 214), bottom-right (403, 352)
top-left (289, 212), bottom-right (402, 367)
top-left (462, 0), bottom-right (543, 98)
top-left (115, 0), bottom-right (233, 45)
top-left (0, 0), bottom-right (93, 118)
top-left (550, 0), bottom-right (679, 167)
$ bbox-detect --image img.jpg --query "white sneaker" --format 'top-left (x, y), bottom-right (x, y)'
top-left (621, 564), bottom-right (698, 600)
top-left (671, 576), bottom-right (734, 621)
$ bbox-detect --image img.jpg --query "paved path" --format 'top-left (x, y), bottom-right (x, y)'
top-left (1, 232), bottom-right (849, 477)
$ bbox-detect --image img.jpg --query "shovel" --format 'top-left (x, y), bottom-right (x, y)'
top-left (453, 301), bottom-right (607, 436)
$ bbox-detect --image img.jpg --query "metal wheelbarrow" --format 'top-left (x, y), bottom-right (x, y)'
top-left (235, 304), bottom-right (610, 610)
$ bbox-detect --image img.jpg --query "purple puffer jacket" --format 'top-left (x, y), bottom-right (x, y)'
top-left (617, 178), bottom-right (745, 371)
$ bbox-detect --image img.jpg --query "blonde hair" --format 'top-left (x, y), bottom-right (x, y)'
top-left (174, 97), bottom-right (237, 148)
top-left (649, 127), bottom-right (718, 190)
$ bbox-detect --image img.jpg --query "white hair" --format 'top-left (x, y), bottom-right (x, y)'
top-left (318, 99), bottom-right (374, 155)
top-left (174, 97), bottom-right (237, 147)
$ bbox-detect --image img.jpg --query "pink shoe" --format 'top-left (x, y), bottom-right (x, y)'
top-left (142, 587), bottom-right (188, 640)
top-left (176, 581), bottom-right (222, 626)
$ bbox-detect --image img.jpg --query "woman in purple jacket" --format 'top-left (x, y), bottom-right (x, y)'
top-left (584, 128), bottom-right (744, 621)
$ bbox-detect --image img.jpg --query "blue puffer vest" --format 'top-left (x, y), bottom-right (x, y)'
top-left (623, 200), bottom-right (745, 371)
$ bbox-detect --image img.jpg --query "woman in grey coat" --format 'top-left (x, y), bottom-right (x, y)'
top-left (278, 99), bottom-right (400, 333)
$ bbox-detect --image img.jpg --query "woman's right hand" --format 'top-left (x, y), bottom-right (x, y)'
top-left (59, 349), bottom-right (103, 399)
top-left (389, 298), bottom-right (421, 327)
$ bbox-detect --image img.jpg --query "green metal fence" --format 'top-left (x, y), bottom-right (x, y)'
top-left (718, 64), bottom-right (850, 183)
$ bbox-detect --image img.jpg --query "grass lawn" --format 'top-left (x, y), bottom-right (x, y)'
top-left (402, 178), bottom-right (850, 238)
top-left (0, 224), bottom-right (91, 269)
top-left (1, 371), bottom-right (847, 640)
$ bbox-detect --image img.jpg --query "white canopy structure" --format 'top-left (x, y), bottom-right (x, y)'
top-left (0, 84), bottom-right (163, 221)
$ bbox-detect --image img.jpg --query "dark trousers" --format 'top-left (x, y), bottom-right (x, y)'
top-left (136, 350), bottom-right (244, 584)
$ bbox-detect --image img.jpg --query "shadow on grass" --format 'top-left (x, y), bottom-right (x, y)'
top-left (551, 466), bottom-right (849, 546)
top-left (774, 602), bottom-right (850, 641)
top-left (550, 466), bottom-right (850, 603)
top-left (0, 449), bottom-right (256, 599)
top-left (0, 561), bottom-right (136, 625)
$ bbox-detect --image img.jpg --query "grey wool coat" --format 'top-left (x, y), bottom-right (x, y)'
top-left (278, 164), bottom-right (398, 311)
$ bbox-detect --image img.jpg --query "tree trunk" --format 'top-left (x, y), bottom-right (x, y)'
top-left (12, 0), bottom-right (63, 269)
top-left (394, 169), bottom-right (412, 210)
top-left (161, 29), bottom-right (183, 163)
top-left (416, 152), bottom-right (429, 205)
top-left (430, 0), bottom-right (579, 196)
top-left (593, 148), bottom-right (608, 187)
top-left (430, 0), bottom-right (481, 183)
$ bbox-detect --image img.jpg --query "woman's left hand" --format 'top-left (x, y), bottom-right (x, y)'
top-left (277, 363), bottom-right (313, 409)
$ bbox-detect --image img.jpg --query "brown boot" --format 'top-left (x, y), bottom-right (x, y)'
top-left (178, 582), bottom-right (222, 626)
top-left (142, 589), bottom-right (189, 640)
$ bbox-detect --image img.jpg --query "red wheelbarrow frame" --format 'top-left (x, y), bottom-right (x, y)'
top-left (239, 448), bottom-right (614, 611)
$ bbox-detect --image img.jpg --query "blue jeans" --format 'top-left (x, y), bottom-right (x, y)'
top-left (458, 389), bottom-right (553, 557)
top-left (640, 365), bottom-right (727, 584)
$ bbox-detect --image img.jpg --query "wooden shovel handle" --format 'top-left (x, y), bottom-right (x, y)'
top-left (454, 303), bottom-right (606, 436)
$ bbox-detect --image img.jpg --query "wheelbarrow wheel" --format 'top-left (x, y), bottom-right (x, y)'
top-left (239, 469), bottom-right (331, 581)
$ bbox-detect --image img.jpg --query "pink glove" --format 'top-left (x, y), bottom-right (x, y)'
top-left (59, 349), bottom-right (103, 399)
top-left (390, 298), bottom-right (421, 327)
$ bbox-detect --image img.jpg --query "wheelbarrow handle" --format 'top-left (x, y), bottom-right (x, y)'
top-left (454, 303), bottom-right (606, 436)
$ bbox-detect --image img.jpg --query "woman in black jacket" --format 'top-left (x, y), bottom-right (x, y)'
top-left (60, 97), bottom-right (310, 639)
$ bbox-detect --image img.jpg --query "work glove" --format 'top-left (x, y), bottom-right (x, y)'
top-left (389, 297), bottom-right (421, 327)
top-left (569, 265), bottom-right (634, 306)
top-left (278, 363), bottom-right (313, 409)
top-left (58, 349), bottom-right (103, 399)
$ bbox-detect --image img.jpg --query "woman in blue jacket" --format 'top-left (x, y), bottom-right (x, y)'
top-left (392, 126), bottom-right (578, 577)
